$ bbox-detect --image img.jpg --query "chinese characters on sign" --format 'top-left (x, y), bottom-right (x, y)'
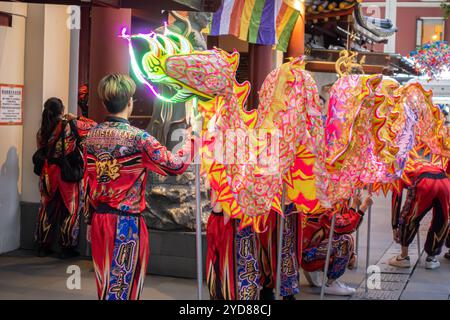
top-left (0, 84), bottom-right (23, 125)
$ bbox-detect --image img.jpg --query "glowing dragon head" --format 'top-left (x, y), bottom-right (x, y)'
top-left (121, 27), bottom-right (239, 103)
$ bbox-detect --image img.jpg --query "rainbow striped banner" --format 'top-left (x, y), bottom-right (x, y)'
top-left (211, 0), bottom-right (301, 52)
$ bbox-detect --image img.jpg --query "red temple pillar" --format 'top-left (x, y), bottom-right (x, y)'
top-left (248, 44), bottom-right (276, 109)
top-left (88, 7), bottom-right (132, 123)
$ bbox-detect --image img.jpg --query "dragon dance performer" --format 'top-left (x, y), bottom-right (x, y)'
top-left (83, 74), bottom-right (200, 300)
top-left (35, 97), bottom-right (96, 258)
top-left (389, 161), bottom-right (450, 269)
top-left (206, 190), bottom-right (262, 300)
top-left (301, 194), bottom-right (372, 296)
top-left (257, 202), bottom-right (301, 300)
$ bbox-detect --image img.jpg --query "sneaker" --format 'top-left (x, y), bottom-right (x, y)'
top-left (324, 281), bottom-right (356, 296)
top-left (425, 256), bottom-right (440, 270)
top-left (303, 270), bottom-right (322, 287)
top-left (444, 251), bottom-right (450, 260)
top-left (388, 255), bottom-right (411, 268)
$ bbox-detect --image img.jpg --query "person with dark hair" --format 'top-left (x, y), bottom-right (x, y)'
top-left (35, 97), bottom-right (96, 258)
top-left (83, 74), bottom-right (201, 300)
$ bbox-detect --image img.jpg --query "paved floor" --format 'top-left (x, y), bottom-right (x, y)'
top-left (0, 194), bottom-right (449, 300)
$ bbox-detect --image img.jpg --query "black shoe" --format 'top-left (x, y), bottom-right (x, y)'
top-left (37, 247), bottom-right (54, 257)
top-left (59, 248), bottom-right (80, 259)
top-left (260, 287), bottom-right (275, 300)
top-left (282, 295), bottom-right (296, 301)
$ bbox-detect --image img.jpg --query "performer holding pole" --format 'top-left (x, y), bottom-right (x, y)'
top-left (301, 193), bottom-right (372, 297)
top-left (83, 74), bottom-right (200, 300)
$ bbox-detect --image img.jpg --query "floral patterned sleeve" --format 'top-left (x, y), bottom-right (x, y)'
top-left (140, 131), bottom-right (195, 176)
top-left (73, 116), bottom-right (97, 138)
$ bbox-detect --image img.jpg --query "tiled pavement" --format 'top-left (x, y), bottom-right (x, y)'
top-left (0, 193), bottom-right (449, 300)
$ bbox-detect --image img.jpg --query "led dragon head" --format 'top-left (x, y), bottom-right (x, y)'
top-left (121, 27), bottom-right (238, 103)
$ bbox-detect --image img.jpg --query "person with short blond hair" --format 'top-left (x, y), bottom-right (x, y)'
top-left (97, 74), bottom-right (136, 114)
top-left (84, 73), bottom-right (201, 300)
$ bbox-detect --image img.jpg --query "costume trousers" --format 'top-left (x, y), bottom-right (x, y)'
top-left (206, 213), bottom-right (261, 300)
top-left (91, 212), bottom-right (149, 300)
top-left (399, 175), bottom-right (450, 256)
top-left (257, 206), bottom-right (301, 297)
top-left (35, 164), bottom-right (81, 249)
top-left (302, 234), bottom-right (354, 280)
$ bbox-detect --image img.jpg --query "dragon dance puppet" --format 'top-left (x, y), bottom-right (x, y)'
top-left (122, 27), bottom-right (450, 298)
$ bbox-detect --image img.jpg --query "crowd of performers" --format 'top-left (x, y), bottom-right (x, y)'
top-left (33, 73), bottom-right (450, 300)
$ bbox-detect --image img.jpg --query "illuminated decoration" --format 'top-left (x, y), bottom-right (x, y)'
top-left (409, 41), bottom-right (450, 80)
top-left (122, 26), bottom-right (244, 104)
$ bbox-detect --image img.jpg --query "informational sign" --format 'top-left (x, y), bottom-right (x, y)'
top-left (0, 84), bottom-right (23, 125)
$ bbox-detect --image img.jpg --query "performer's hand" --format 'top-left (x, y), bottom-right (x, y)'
top-left (86, 225), bottom-right (91, 243)
top-left (189, 103), bottom-right (203, 137)
top-left (351, 193), bottom-right (362, 209)
top-left (360, 194), bottom-right (373, 212)
top-left (63, 113), bottom-right (78, 121)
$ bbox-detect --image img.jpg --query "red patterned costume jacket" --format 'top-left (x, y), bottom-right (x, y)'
top-left (83, 116), bottom-right (194, 300)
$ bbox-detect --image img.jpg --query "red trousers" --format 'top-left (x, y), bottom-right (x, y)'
top-left (91, 212), bottom-right (149, 300)
top-left (35, 164), bottom-right (82, 249)
top-left (399, 174), bottom-right (450, 256)
top-left (301, 234), bottom-right (354, 280)
top-left (206, 212), bottom-right (260, 300)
